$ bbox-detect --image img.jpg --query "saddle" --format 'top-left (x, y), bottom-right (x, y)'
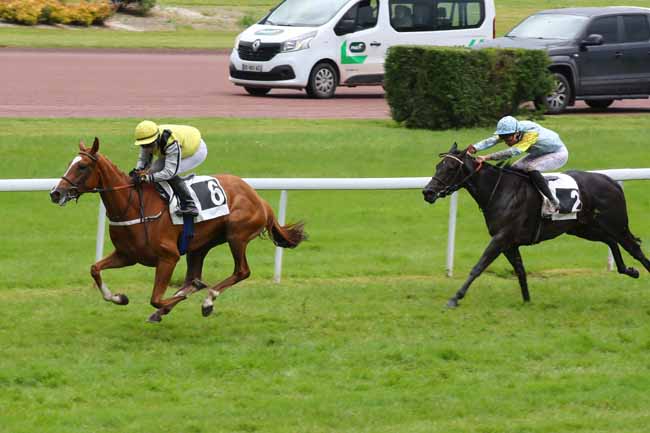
top-left (541, 173), bottom-right (582, 220)
top-left (155, 175), bottom-right (230, 225)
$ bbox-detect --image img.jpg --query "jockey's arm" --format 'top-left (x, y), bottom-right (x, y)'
top-left (472, 135), bottom-right (501, 152)
top-left (135, 146), bottom-right (153, 170)
top-left (483, 131), bottom-right (539, 161)
top-left (149, 142), bottom-right (181, 183)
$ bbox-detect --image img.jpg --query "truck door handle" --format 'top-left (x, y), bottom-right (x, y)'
top-left (370, 41), bottom-right (381, 47)
top-left (615, 51), bottom-right (623, 58)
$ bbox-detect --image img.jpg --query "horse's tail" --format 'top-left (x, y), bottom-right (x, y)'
top-left (263, 201), bottom-right (307, 248)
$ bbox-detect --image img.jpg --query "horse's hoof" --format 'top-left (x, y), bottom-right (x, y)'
top-left (446, 298), bottom-right (459, 309)
top-left (116, 294), bottom-right (129, 305)
top-left (201, 304), bottom-right (214, 317)
top-left (192, 279), bottom-right (208, 291)
top-left (147, 312), bottom-right (162, 323)
top-left (627, 268), bottom-right (640, 279)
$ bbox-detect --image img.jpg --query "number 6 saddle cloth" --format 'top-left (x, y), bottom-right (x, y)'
top-left (157, 175), bottom-right (230, 225)
top-left (541, 173), bottom-right (582, 221)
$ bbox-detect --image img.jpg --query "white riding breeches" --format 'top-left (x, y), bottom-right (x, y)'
top-left (151, 139), bottom-right (208, 175)
top-left (512, 147), bottom-right (568, 172)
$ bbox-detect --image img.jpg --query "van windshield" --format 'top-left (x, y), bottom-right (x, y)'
top-left (507, 14), bottom-right (589, 40)
top-left (261, 0), bottom-right (351, 27)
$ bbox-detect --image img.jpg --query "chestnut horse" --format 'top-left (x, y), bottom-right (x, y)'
top-left (50, 138), bottom-right (306, 322)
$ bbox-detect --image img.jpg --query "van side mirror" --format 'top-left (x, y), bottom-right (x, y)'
top-left (335, 19), bottom-right (356, 36)
top-left (580, 34), bottom-right (603, 48)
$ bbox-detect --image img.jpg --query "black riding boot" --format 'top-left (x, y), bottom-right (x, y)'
top-left (529, 170), bottom-right (559, 210)
top-left (168, 176), bottom-right (199, 217)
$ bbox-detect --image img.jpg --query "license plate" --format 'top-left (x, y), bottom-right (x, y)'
top-left (242, 63), bottom-right (262, 72)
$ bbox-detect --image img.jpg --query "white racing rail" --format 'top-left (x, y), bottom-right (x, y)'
top-left (2, 168), bottom-right (650, 281)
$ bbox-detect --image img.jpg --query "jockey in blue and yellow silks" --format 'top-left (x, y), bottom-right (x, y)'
top-left (468, 116), bottom-right (569, 212)
top-left (133, 120), bottom-right (208, 217)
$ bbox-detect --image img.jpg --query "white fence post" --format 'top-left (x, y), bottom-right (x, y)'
top-left (95, 200), bottom-right (106, 262)
top-left (273, 190), bottom-right (288, 283)
top-left (446, 191), bottom-right (458, 277)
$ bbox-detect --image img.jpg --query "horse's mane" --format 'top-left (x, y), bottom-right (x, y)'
top-left (484, 159), bottom-right (530, 179)
top-left (97, 152), bottom-right (129, 179)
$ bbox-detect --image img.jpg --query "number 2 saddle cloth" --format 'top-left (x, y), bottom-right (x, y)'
top-left (541, 173), bottom-right (582, 221)
top-left (157, 175), bottom-right (230, 225)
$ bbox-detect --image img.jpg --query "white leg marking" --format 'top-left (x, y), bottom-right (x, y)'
top-left (100, 283), bottom-right (114, 301)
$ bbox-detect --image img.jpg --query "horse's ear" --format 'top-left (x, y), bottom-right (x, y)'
top-left (91, 137), bottom-right (100, 154)
top-left (449, 142), bottom-right (458, 153)
top-left (79, 140), bottom-right (86, 151)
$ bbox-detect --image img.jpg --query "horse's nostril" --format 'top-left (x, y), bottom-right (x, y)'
top-left (50, 190), bottom-right (61, 203)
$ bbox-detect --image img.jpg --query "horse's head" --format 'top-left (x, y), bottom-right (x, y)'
top-left (50, 137), bottom-right (102, 206)
top-left (422, 142), bottom-right (479, 204)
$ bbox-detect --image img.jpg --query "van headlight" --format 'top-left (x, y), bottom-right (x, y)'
top-left (281, 31), bottom-right (317, 52)
top-left (234, 34), bottom-right (242, 50)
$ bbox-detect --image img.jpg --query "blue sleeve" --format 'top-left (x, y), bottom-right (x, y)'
top-left (473, 135), bottom-right (501, 151)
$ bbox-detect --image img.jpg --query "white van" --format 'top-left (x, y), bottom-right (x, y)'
top-left (229, 0), bottom-right (495, 98)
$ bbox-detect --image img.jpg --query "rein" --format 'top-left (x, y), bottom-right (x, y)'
top-left (60, 151), bottom-right (151, 236)
top-left (59, 151), bottom-right (136, 195)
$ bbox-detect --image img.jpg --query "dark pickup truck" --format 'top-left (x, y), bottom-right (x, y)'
top-left (478, 7), bottom-right (650, 113)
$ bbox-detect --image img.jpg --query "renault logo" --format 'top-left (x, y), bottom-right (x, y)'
top-left (252, 39), bottom-right (261, 52)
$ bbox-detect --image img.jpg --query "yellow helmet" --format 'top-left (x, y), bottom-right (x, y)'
top-left (134, 120), bottom-right (160, 146)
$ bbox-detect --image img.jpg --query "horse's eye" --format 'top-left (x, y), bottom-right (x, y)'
top-left (78, 164), bottom-right (87, 170)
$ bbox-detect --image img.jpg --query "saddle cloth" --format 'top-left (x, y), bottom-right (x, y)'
top-left (157, 175), bottom-right (230, 225)
top-left (542, 173), bottom-right (582, 221)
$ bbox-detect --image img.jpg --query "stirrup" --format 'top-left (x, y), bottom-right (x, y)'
top-left (175, 206), bottom-right (199, 217)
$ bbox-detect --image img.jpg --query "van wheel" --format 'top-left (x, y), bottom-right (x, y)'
top-left (306, 63), bottom-right (337, 99)
top-left (536, 73), bottom-right (571, 114)
top-left (585, 99), bottom-right (613, 110)
top-left (244, 87), bottom-right (271, 96)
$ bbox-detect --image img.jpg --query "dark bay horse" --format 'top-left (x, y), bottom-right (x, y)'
top-left (50, 138), bottom-right (306, 322)
top-left (422, 143), bottom-right (650, 308)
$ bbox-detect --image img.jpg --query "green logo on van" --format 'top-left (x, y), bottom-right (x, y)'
top-left (468, 38), bottom-right (485, 47)
top-left (341, 41), bottom-right (367, 64)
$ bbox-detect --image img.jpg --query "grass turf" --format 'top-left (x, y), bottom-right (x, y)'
top-left (1, 117), bottom-right (650, 432)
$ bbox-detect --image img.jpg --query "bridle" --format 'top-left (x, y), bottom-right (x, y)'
top-left (59, 151), bottom-right (135, 199)
top-left (57, 149), bottom-right (156, 245)
top-left (429, 153), bottom-right (483, 198)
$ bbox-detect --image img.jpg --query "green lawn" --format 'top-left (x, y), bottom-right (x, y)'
top-left (2, 0), bottom-right (650, 49)
top-left (1, 117), bottom-right (650, 432)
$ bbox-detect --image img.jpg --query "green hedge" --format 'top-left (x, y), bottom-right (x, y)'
top-left (384, 46), bottom-right (553, 130)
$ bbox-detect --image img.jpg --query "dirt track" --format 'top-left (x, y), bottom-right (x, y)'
top-left (1, 48), bottom-right (649, 119)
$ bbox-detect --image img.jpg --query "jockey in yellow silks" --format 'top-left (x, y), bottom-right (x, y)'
top-left (133, 120), bottom-right (208, 217)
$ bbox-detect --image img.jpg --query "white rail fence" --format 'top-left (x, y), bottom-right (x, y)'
top-left (2, 168), bottom-right (650, 281)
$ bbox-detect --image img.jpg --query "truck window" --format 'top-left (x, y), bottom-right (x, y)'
top-left (586, 16), bottom-right (620, 44)
top-left (390, 0), bottom-right (484, 32)
top-left (622, 15), bottom-right (650, 42)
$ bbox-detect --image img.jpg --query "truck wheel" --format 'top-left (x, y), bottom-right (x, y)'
top-left (244, 87), bottom-right (271, 96)
top-left (585, 99), bottom-right (613, 110)
top-left (536, 73), bottom-right (571, 114)
top-left (306, 63), bottom-right (337, 99)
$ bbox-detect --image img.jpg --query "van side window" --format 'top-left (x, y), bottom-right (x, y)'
top-left (336, 0), bottom-right (379, 35)
top-left (390, 0), bottom-right (485, 32)
top-left (586, 16), bottom-right (620, 44)
top-left (622, 15), bottom-right (650, 42)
